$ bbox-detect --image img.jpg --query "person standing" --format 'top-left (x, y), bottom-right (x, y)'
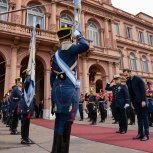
top-left (50, 26), bottom-right (89, 153)
top-left (98, 90), bottom-right (107, 123)
top-left (123, 69), bottom-right (149, 141)
top-left (105, 74), bottom-right (130, 134)
top-left (10, 78), bottom-right (23, 135)
top-left (88, 87), bottom-right (98, 125)
top-left (20, 71), bottom-right (34, 144)
top-left (79, 94), bottom-right (84, 121)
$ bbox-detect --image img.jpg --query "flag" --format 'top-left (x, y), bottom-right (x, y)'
top-left (24, 27), bottom-right (36, 107)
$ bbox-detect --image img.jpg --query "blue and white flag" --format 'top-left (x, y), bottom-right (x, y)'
top-left (24, 27), bottom-right (36, 107)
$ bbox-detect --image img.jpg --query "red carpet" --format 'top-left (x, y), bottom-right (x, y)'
top-left (31, 119), bottom-right (153, 152)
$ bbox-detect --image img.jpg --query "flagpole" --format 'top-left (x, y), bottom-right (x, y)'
top-left (73, 0), bottom-right (81, 80)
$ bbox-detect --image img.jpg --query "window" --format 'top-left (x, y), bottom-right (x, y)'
top-left (60, 14), bottom-right (73, 28)
top-left (118, 50), bottom-right (124, 68)
top-left (27, 5), bottom-right (45, 29)
top-left (114, 23), bottom-right (120, 36)
top-left (126, 26), bottom-right (132, 40)
top-left (88, 21), bottom-right (99, 46)
top-left (0, 0), bottom-right (8, 21)
top-left (130, 53), bottom-right (137, 71)
top-left (142, 55), bottom-right (149, 72)
top-left (138, 31), bottom-right (145, 43)
top-left (149, 35), bottom-right (153, 46)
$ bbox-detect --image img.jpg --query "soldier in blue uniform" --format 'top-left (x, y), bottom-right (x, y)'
top-left (2, 94), bottom-right (8, 124)
top-left (123, 69), bottom-right (149, 141)
top-left (105, 74), bottom-right (130, 134)
top-left (10, 77), bottom-right (23, 135)
top-left (79, 93), bottom-right (84, 121)
top-left (98, 90), bottom-right (107, 123)
top-left (88, 87), bottom-right (98, 125)
top-left (50, 26), bottom-right (89, 153)
top-left (20, 70), bottom-right (33, 144)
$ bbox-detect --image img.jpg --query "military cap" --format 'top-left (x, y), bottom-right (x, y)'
top-left (57, 27), bottom-right (72, 41)
top-left (15, 77), bottom-right (22, 83)
top-left (22, 69), bottom-right (31, 77)
top-left (113, 74), bottom-right (121, 80)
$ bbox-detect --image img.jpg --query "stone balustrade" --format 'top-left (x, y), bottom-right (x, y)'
top-left (0, 20), bottom-right (58, 41)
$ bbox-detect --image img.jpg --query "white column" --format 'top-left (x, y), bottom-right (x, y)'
top-left (43, 69), bottom-right (52, 119)
top-left (9, 46), bottom-right (18, 86)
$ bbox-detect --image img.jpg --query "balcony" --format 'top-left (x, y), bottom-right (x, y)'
top-left (0, 20), bottom-right (58, 43)
top-left (116, 36), bottom-right (153, 50)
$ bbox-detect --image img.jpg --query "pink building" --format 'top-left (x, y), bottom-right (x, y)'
top-left (0, 0), bottom-right (153, 119)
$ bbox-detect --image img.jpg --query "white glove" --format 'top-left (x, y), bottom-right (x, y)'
top-left (124, 104), bottom-right (129, 109)
top-left (73, 30), bottom-right (81, 37)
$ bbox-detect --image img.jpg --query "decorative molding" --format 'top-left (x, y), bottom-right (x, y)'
top-left (82, 5), bottom-right (112, 19)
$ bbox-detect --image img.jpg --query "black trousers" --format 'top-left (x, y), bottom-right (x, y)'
top-left (79, 104), bottom-right (83, 120)
top-left (91, 111), bottom-right (97, 123)
top-left (116, 107), bottom-right (128, 132)
top-left (148, 112), bottom-right (153, 125)
top-left (11, 111), bottom-right (18, 132)
top-left (21, 114), bottom-right (30, 140)
top-left (134, 104), bottom-right (149, 136)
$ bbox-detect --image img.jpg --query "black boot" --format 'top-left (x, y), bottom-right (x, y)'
top-left (51, 133), bottom-right (63, 153)
top-left (61, 122), bottom-right (72, 153)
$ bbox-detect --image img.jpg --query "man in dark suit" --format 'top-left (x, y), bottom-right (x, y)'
top-left (123, 69), bottom-right (149, 141)
top-left (105, 74), bottom-right (130, 134)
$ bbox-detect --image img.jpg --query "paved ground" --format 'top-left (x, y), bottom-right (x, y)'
top-left (0, 115), bottom-right (150, 153)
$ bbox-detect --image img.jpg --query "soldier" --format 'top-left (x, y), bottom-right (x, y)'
top-left (105, 74), bottom-right (130, 134)
top-left (98, 90), bottom-right (107, 123)
top-left (20, 70), bottom-right (33, 144)
top-left (2, 95), bottom-right (7, 124)
top-left (79, 93), bottom-right (84, 121)
top-left (50, 25), bottom-right (89, 153)
top-left (10, 77), bottom-right (23, 135)
top-left (88, 87), bottom-right (98, 125)
top-left (123, 69), bottom-right (149, 141)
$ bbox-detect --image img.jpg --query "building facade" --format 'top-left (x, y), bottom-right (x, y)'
top-left (0, 0), bottom-right (153, 119)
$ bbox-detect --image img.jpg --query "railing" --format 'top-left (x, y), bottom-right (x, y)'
top-left (0, 20), bottom-right (58, 41)
top-left (116, 36), bottom-right (153, 50)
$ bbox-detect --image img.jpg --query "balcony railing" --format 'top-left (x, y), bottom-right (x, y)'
top-left (0, 20), bottom-right (58, 41)
top-left (116, 35), bottom-right (153, 50)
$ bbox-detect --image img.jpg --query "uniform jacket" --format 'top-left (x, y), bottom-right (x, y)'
top-left (51, 37), bottom-right (89, 114)
top-left (126, 75), bottom-right (146, 103)
top-left (11, 86), bottom-right (22, 112)
top-left (105, 83), bottom-right (130, 108)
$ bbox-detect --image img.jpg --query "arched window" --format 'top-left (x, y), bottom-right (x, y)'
top-left (88, 21), bottom-right (99, 46)
top-left (130, 53), bottom-right (137, 71)
top-left (27, 5), bottom-right (45, 29)
top-left (119, 50), bottom-right (124, 68)
top-left (0, 0), bottom-right (8, 21)
top-left (60, 13), bottom-right (73, 27)
top-left (142, 55), bottom-right (149, 72)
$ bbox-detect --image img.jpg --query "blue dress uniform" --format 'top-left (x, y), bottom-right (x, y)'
top-left (79, 94), bottom-right (84, 121)
top-left (105, 82), bottom-right (130, 134)
top-left (126, 75), bottom-right (149, 140)
top-left (20, 74), bottom-right (33, 144)
top-left (88, 93), bottom-right (98, 125)
top-left (98, 95), bottom-right (107, 123)
top-left (50, 27), bottom-right (89, 153)
top-left (10, 78), bottom-right (23, 135)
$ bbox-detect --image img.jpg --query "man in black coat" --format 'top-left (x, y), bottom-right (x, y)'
top-left (105, 74), bottom-right (130, 134)
top-left (123, 69), bottom-right (149, 141)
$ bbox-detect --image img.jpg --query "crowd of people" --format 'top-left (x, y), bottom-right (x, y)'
top-left (78, 70), bottom-right (153, 141)
top-left (0, 71), bottom-right (42, 145)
